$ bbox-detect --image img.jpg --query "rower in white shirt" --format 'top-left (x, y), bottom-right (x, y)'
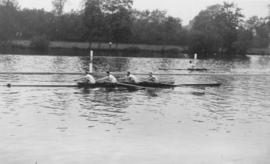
top-left (189, 60), bottom-right (196, 69)
top-left (97, 71), bottom-right (117, 83)
top-left (75, 71), bottom-right (96, 84)
top-left (85, 73), bottom-right (96, 84)
top-left (120, 71), bottom-right (140, 83)
top-left (146, 72), bottom-right (158, 82)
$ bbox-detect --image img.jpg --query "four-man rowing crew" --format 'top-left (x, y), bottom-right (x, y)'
top-left (76, 71), bottom-right (166, 89)
top-left (74, 71), bottom-right (221, 89)
top-left (5, 71), bottom-right (222, 88)
top-left (77, 71), bottom-right (158, 85)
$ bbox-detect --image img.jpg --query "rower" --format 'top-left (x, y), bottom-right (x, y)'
top-left (85, 72), bottom-right (96, 84)
top-left (146, 72), bottom-right (158, 82)
top-left (119, 71), bottom-right (140, 83)
top-left (75, 71), bottom-right (96, 84)
top-left (97, 71), bottom-right (117, 83)
top-left (189, 60), bottom-right (195, 69)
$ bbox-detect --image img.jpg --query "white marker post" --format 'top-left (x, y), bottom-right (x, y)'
top-left (89, 50), bottom-right (93, 73)
top-left (194, 53), bottom-right (198, 60)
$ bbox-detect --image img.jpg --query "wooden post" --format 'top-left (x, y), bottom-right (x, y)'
top-left (89, 50), bottom-right (93, 73)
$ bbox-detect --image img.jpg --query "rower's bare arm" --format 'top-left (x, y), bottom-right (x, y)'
top-left (96, 77), bottom-right (108, 82)
top-left (118, 77), bottom-right (128, 80)
top-left (74, 77), bottom-right (85, 81)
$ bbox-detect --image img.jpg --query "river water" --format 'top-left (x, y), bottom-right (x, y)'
top-left (0, 54), bottom-right (270, 164)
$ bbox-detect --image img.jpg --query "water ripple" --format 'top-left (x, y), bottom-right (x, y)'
top-left (1, 55), bottom-right (270, 164)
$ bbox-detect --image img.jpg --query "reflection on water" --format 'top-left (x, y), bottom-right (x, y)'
top-left (0, 54), bottom-right (270, 164)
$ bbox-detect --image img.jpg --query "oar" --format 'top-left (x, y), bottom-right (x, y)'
top-left (0, 72), bottom-right (83, 75)
top-left (173, 83), bottom-right (221, 87)
top-left (5, 83), bottom-right (78, 88)
top-left (3, 82), bottom-right (221, 88)
top-left (116, 82), bottom-right (156, 90)
top-left (159, 68), bottom-right (208, 70)
top-left (1, 72), bottom-right (269, 76)
top-left (139, 80), bottom-right (175, 87)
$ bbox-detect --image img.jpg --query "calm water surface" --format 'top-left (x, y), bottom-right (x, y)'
top-left (0, 54), bottom-right (270, 164)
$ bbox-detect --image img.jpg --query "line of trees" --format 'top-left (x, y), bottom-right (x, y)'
top-left (188, 3), bottom-right (269, 57)
top-left (0, 0), bottom-right (187, 44)
top-left (0, 0), bottom-right (269, 57)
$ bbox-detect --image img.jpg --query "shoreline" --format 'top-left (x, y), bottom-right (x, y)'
top-left (0, 40), bottom-right (269, 57)
top-left (11, 40), bottom-right (187, 53)
top-left (0, 47), bottom-right (188, 58)
top-left (0, 40), bottom-right (188, 58)
top-left (247, 48), bottom-right (270, 56)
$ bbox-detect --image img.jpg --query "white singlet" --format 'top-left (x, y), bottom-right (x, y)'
top-left (128, 74), bottom-right (139, 83)
top-left (108, 74), bottom-right (117, 83)
top-left (85, 74), bottom-right (96, 84)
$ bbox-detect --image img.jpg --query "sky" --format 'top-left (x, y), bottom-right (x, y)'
top-left (18, 0), bottom-right (269, 25)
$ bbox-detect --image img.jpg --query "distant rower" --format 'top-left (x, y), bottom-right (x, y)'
top-left (120, 71), bottom-right (140, 83)
top-left (97, 71), bottom-right (117, 83)
top-left (189, 60), bottom-right (195, 69)
top-left (146, 72), bottom-right (158, 82)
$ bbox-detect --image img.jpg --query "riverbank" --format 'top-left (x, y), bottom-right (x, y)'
top-left (9, 40), bottom-right (186, 52)
top-left (1, 40), bottom-right (269, 57)
top-left (0, 40), bottom-right (188, 58)
top-left (247, 48), bottom-right (270, 55)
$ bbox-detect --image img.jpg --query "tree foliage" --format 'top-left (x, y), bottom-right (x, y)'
top-left (189, 2), bottom-right (252, 57)
top-left (0, 0), bottom-right (19, 41)
top-left (246, 16), bottom-right (270, 48)
top-left (0, 0), bottom-right (268, 58)
top-left (0, 0), bottom-right (193, 47)
top-left (52, 0), bottom-right (67, 16)
top-left (0, 0), bottom-right (18, 8)
top-left (101, 0), bottom-right (133, 14)
top-left (83, 0), bottom-right (133, 42)
top-left (131, 9), bottom-right (186, 45)
top-left (19, 9), bottom-right (54, 38)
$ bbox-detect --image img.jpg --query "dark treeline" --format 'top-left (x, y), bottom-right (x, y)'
top-left (0, 0), bottom-right (187, 44)
top-left (0, 0), bottom-right (269, 58)
top-left (189, 3), bottom-right (270, 57)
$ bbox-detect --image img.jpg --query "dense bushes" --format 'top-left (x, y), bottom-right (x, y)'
top-left (30, 35), bottom-right (49, 50)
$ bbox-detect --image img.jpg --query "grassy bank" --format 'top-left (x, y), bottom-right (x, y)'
top-left (247, 48), bottom-right (270, 55)
top-left (0, 40), bottom-right (188, 58)
top-left (10, 40), bottom-right (186, 53)
top-left (1, 40), bottom-right (269, 57)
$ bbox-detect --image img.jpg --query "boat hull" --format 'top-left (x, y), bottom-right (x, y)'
top-left (5, 82), bottom-right (221, 88)
top-left (77, 82), bottom-right (175, 89)
top-left (77, 81), bottom-right (221, 88)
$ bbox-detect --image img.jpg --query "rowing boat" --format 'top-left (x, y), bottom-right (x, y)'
top-left (77, 82), bottom-right (174, 89)
top-left (5, 82), bottom-right (221, 88)
top-left (77, 81), bottom-right (221, 88)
